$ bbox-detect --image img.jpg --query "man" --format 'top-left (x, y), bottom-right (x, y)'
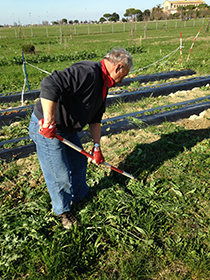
top-left (29, 47), bottom-right (133, 229)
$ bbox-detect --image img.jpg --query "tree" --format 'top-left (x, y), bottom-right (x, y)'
top-left (197, 4), bottom-right (209, 18)
top-left (185, 4), bottom-right (196, 10)
top-left (109, 12), bottom-right (120, 22)
top-left (142, 9), bottom-right (151, 21)
top-left (170, 12), bottom-right (180, 19)
top-left (137, 11), bottom-right (143, 21)
top-left (103, 13), bottom-right (112, 21)
top-left (205, 16), bottom-right (210, 32)
top-left (198, 3), bottom-right (208, 9)
top-left (135, 9), bottom-right (142, 21)
top-left (124, 8), bottom-right (141, 21)
top-left (177, 6), bottom-right (186, 11)
top-left (99, 17), bottom-right (106, 23)
top-left (60, 18), bottom-right (67, 25)
top-left (124, 8), bottom-right (143, 22)
top-left (151, 5), bottom-right (165, 20)
top-left (102, 12), bottom-right (119, 22)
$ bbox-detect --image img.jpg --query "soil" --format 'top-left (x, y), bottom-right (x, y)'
top-left (162, 86), bottom-right (210, 130)
top-left (101, 84), bottom-right (210, 166)
top-left (2, 85), bottom-right (210, 198)
top-left (3, 82), bottom-right (210, 180)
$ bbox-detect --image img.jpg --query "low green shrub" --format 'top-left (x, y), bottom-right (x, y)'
top-left (126, 45), bottom-right (144, 54)
top-left (21, 44), bottom-right (35, 54)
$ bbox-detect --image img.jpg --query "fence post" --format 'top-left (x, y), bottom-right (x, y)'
top-left (180, 32), bottom-right (183, 67)
top-left (140, 35), bottom-right (142, 46)
top-left (21, 51), bottom-right (30, 91)
top-left (60, 27), bottom-right (62, 44)
top-left (144, 24), bottom-right (147, 39)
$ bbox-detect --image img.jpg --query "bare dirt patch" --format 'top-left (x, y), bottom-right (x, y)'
top-left (176, 109), bottom-right (210, 130)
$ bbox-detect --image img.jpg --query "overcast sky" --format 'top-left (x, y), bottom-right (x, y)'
top-left (1, 0), bottom-right (210, 25)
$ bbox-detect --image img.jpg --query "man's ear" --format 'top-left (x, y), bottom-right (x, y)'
top-left (115, 64), bottom-right (121, 73)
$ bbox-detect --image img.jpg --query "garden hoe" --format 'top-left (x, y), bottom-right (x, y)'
top-left (55, 134), bottom-right (136, 180)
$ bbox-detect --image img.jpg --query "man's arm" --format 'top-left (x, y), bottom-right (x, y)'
top-left (89, 122), bottom-right (105, 164)
top-left (41, 97), bottom-right (57, 128)
top-left (89, 123), bottom-right (101, 144)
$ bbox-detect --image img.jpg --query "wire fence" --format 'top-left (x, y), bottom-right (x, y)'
top-left (0, 18), bottom-right (209, 39)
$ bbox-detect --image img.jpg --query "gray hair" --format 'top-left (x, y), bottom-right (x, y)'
top-left (104, 47), bottom-right (133, 69)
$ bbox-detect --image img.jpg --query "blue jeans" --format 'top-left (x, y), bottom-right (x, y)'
top-left (29, 112), bottom-right (89, 215)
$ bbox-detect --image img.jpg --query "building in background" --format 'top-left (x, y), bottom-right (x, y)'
top-left (163, 0), bottom-right (205, 14)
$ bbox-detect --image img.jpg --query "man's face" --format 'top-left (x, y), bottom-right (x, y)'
top-left (110, 64), bottom-right (130, 86)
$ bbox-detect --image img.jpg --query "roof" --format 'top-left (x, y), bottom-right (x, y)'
top-left (163, 0), bottom-right (204, 3)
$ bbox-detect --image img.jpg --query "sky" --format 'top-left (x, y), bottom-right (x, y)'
top-left (1, 0), bottom-right (209, 26)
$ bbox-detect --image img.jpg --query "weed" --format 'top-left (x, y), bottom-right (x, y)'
top-left (130, 81), bottom-right (140, 88)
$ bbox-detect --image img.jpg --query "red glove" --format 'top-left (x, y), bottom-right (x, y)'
top-left (38, 118), bottom-right (57, 139)
top-left (91, 145), bottom-right (105, 165)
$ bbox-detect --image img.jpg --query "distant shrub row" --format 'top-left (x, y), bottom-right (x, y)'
top-left (0, 50), bottom-right (97, 66)
top-left (0, 44), bottom-right (143, 66)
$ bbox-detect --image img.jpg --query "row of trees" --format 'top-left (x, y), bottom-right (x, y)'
top-left (151, 3), bottom-right (210, 20)
top-left (173, 4), bottom-right (210, 20)
top-left (53, 5), bottom-right (210, 26)
top-left (98, 5), bottom-right (210, 23)
top-left (52, 9), bottom-right (151, 25)
top-left (99, 9), bottom-right (151, 23)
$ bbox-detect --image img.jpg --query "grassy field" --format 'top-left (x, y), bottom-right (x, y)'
top-left (0, 19), bottom-right (210, 93)
top-left (1, 120), bottom-right (210, 279)
top-left (1, 21), bottom-right (210, 279)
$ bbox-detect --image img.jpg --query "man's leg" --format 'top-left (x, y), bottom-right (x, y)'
top-left (29, 113), bottom-right (73, 215)
top-left (64, 132), bottom-right (89, 203)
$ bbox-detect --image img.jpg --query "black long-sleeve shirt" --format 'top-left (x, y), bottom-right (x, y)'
top-left (34, 60), bottom-right (105, 134)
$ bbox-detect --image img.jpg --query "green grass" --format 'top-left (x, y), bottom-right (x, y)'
top-left (0, 20), bottom-right (210, 93)
top-left (1, 122), bottom-right (210, 279)
top-left (1, 20), bottom-right (210, 279)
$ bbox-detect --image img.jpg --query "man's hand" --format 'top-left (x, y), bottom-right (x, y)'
top-left (38, 118), bottom-right (57, 139)
top-left (91, 144), bottom-right (105, 165)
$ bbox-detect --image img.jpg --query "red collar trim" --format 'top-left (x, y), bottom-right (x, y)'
top-left (100, 59), bottom-right (114, 101)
